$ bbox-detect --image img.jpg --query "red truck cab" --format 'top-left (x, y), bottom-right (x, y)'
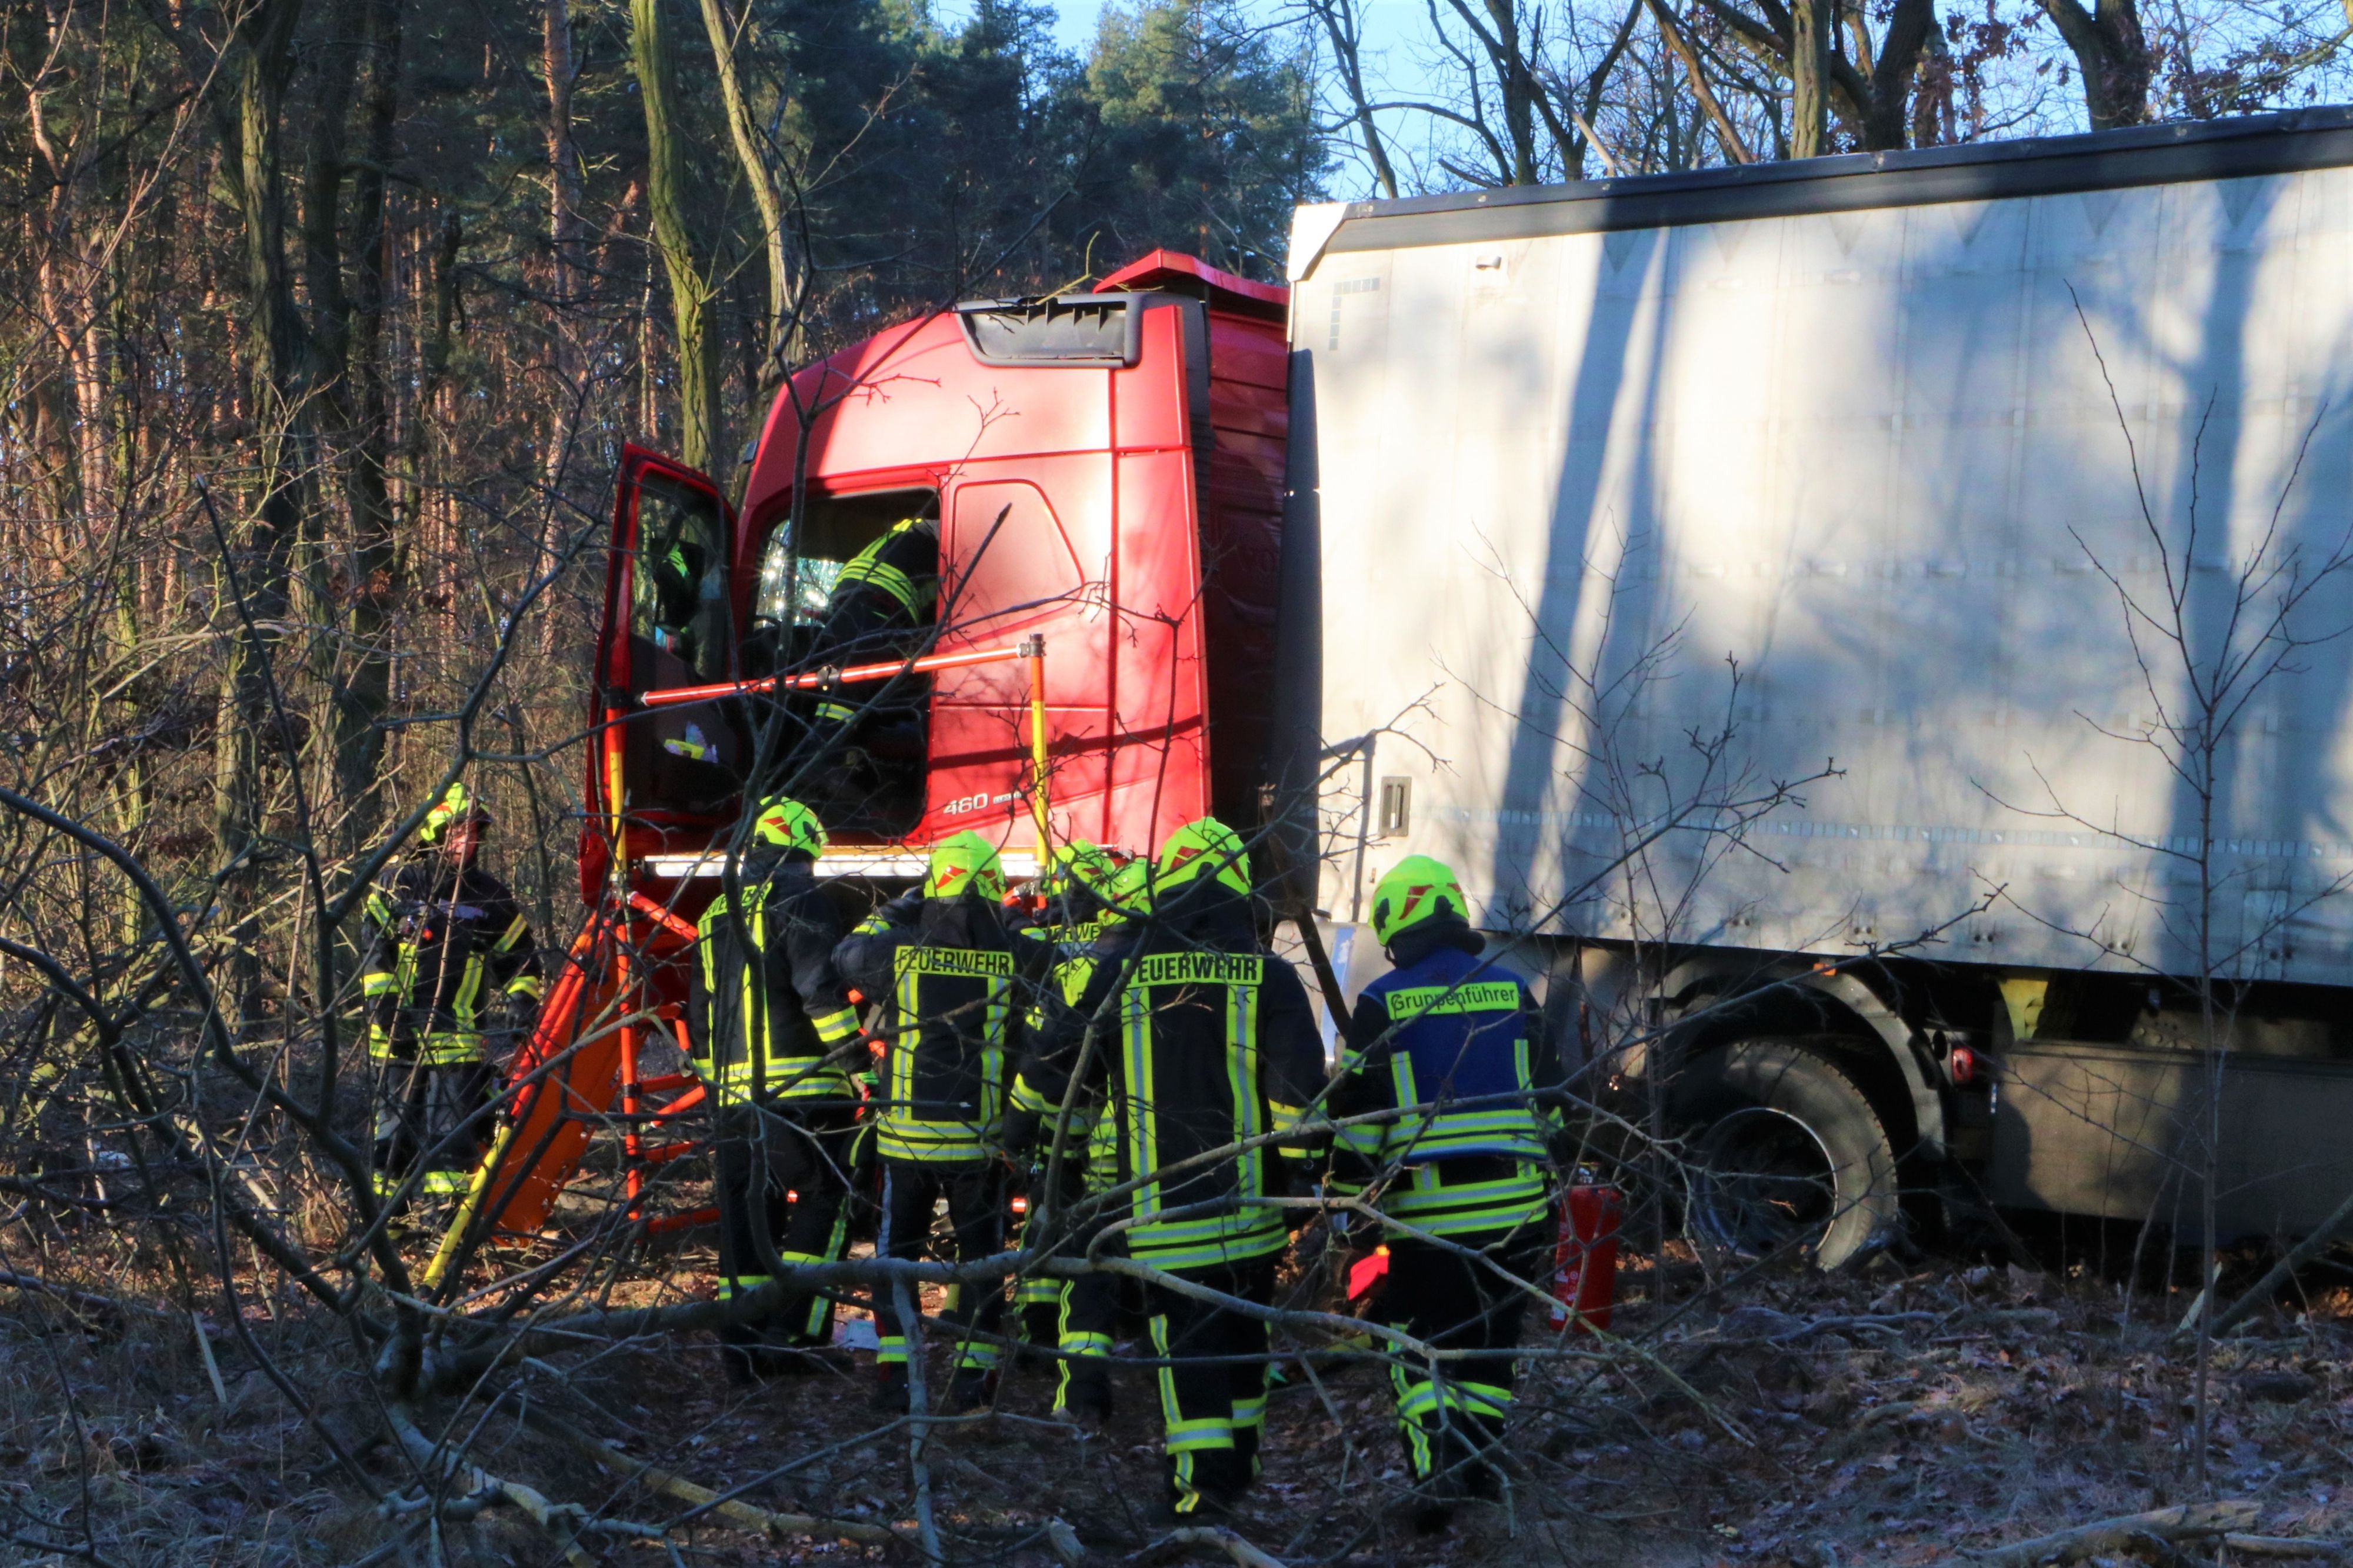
top-left (586, 251), bottom-right (1295, 893)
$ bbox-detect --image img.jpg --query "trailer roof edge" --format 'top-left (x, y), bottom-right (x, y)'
top-left (1318, 107), bottom-right (2353, 258)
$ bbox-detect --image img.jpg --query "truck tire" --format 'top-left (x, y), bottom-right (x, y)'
top-left (1676, 1039), bottom-right (1899, 1270)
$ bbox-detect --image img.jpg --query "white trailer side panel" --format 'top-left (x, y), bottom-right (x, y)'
top-left (1298, 148), bottom-right (2353, 983)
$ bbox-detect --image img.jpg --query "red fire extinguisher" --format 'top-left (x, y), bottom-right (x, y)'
top-left (1547, 1185), bottom-right (1623, 1334)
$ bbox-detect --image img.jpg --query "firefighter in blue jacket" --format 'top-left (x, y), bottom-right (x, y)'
top-left (1014, 818), bottom-right (1325, 1518)
top-left (358, 783), bottom-right (542, 1210)
top-left (688, 793), bottom-right (866, 1382)
top-left (833, 830), bottom-right (1025, 1414)
top-left (1328, 853), bottom-right (1570, 1532)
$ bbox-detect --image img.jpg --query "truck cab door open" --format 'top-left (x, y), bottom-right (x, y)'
top-left (584, 445), bottom-right (741, 893)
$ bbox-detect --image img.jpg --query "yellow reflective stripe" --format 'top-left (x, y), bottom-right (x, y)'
top-left (452, 953), bottom-right (486, 1030)
top-left (361, 972), bottom-right (399, 997)
top-left (1230, 978), bottom-right (1262, 1200)
top-left (1009, 1073), bottom-right (1053, 1114)
top-left (835, 555), bottom-right (919, 612)
top-left (817, 702), bottom-right (859, 725)
top-left (492, 914), bottom-right (530, 953)
top-left (811, 1006), bottom-right (861, 1044)
top-left (365, 890), bottom-right (395, 926)
top-left (415, 1032), bottom-right (485, 1064)
top-left (1122, 986), bottom-right (1158, 1219)
top-left (504, 973), bottom-right (544, 1002)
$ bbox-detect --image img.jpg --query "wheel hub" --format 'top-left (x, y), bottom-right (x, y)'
top-left (1689, 1105), bottom-right (1840, 1259)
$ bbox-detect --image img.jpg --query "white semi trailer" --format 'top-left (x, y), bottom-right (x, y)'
top-left (1286, 108), bottom-right (2353, 1265)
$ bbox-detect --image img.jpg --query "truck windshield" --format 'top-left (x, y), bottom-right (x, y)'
top-left (751, 487), bottom-right (938, 638)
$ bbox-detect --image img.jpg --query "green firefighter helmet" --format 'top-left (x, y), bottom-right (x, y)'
top-left (418, 782), bottom-right (489, 845)
top-left (1044, 839), bottom-right (1121, 899)
top-left (1153, 816), bottom-right (1252, 900)
top-left (751, 793), bottom-right (828, 858)
top-left (925, 830), bottom-right (1005, 902)
top-left (1098, 856), bottom-right (1154, 928)
top-left (1369, 854), bottom-right (1468, 947)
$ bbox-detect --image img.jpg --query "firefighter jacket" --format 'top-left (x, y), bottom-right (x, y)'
top-left (1015, 884), bottom-right (1325, 1273)
top-left (359, 859), bottom-right (543, 1064)
top-left (808, 519), bottom-right (938, 725)
top-left (833, 892), bottom-right (1026, 1163)
top-left (1328, 922), bottom-right (1568, 1238)
top-left (1008, 916), bottom-right (1140, 1193)
top-left (688, 852), bottom-right (862, 1108)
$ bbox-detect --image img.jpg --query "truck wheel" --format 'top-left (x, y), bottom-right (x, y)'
top-left (1678, 1039), bottom-right (1899, 1270)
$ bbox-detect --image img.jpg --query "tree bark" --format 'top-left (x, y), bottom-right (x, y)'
top-left (539, 0), bottom-right (586, 543)
top-left (2041, 0), bottom-right (2152, 129)
top-left (207, 0), bottom-right (311, 1026)
top-left (696, 0), bottom-right (796, 441)
top-left (329, 0), bottom-right (405, 835)
top-left (1859, 0), bottom-right (1935, 148)
top-left (1790, 0), bottom-right (1832, 156)
top-left (629, 0), bottom-right (721, 473)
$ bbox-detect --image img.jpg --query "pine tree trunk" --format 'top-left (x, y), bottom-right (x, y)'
top-left (629, 0), bottom-right (721, 473)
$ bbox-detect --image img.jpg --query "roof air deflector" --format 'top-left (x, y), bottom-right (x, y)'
top-left (955, 293), bottom-right (1145, 367)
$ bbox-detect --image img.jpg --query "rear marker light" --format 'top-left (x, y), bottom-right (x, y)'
top-left (1949, 1046), bottom-right (1977, 1085)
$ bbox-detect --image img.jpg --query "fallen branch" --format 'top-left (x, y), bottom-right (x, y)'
top-left (1958, 1500), bottom-right (2259, 1566)
top-left (2196, 1179), bottom-right (2353, 1339)
top-left (0, 1269), bottom-right (178, 1320)
top-left (527, 1407), bottom-right (900, 1547)
top-left (384, 1404), bottom-right (596, 1567)
top-left (1133, 1525), bottom-right (1287, 1567)
top-left (2224, 1537), bottom-right (2348, 1560)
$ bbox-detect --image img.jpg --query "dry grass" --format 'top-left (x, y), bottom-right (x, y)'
top-left (6, 1235), bottom-right (2353, 1567)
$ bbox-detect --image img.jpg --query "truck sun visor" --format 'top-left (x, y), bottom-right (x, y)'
top-left (955, 293), bottom-right (1144, 367)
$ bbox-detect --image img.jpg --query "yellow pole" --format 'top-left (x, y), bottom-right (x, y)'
top-left (1025, 635), bottom-right (1052, 858)
top-left (421, 1120), bottom-right (514, 1290)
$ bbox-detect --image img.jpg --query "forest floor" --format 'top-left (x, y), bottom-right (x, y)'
top-left (6, 1231), bottom-right (2353, 1568)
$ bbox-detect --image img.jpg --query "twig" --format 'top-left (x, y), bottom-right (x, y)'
top-left (1133, 1525), bottom-right (1288, 1567)
top-left (191, 1312), bottom-right (229, 1407)
top-left (525, 1407), bottom-right (899, 1547)
top-left (1957, 1500), bottom-right (2259, 1566)
top-left (2195, 1180), bottom-right (2353, 1340)
top-left (384, 1404), bottom-right (595, 1567)
top-left (2224, 1536), bottom-right (2348, 1559)
top-left (0, 1269), bottom-right (176, 1320)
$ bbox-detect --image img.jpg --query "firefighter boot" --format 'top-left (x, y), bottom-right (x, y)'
top-left (869, 1360), bottom-right (910, 1414)
top-left (1056, 1359), bottom-right (1114, 1425)
top-left (947, 1365), bottom-right (998, 1414)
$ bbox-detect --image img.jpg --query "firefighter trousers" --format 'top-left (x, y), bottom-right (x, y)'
top-left (1144, 1255), bottom-right (1276, 1514)
top-left (371, 1057), bottom-right (495, 1207)
top-left (876, 1159), bottom-right (1006, 1373)
top-left (1049, 1216), bottom-right (1119, 1414)
top-left (714, 1102), bottom-right (858, 1348)
top-left (1376, 1222), bottom-right (1549, 1484)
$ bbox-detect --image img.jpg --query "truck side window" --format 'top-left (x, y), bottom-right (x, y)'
top-left (632, 474), bottom-right (731, 686)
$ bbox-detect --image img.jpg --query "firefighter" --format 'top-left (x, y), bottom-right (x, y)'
top-left (1327, 853), bottom-right (1570, 1532)
top-left (833, 830), bottom-right (1024, 1414)
top-left (794, 516), bottom-right (939, 815)
top-left (1014, 817), bottom-right (1324, 1519)
top-left (1005, 849), bottom-right (1145, 1416)
top-left (359, 783), bottom-right (542, 1212)
top-left (1009, 840), bottom-right (1126, 1351)
top-left (687, 793), bottom-right (865, 1383)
